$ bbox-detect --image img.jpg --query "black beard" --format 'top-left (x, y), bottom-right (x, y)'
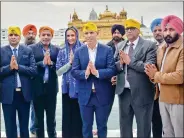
top-left (113, 36), bottom-right (122, 42)
top-left (164, 34), bottom-right (179, 44)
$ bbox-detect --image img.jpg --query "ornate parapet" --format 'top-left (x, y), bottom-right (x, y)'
top-left (68, 6), bottom-right (128, 41)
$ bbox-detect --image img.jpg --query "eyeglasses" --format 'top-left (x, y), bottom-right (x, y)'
top-left (125, 27), bottom-right (136, 32)
top-left (9, 34), bottom-right (19, 36)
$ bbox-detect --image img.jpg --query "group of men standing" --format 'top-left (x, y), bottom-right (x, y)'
top-left (0, 25), bottom-right (59, 138)
top-left (0, 14), bottom-right (183, 138)
top-left (106, 15), bottom-right (183, 138)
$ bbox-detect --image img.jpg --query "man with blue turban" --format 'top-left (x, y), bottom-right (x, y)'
top-left (151, 18), bottom-right (164, 46)
top-left (150, 18), bottom-right (164, 138)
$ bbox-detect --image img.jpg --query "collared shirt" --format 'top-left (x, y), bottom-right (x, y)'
top-left (124, 37), bottom-right (139, 88)
top-left (156, 40), bottom-right (164, 49)
top-left (158, 45), bottom-right (170, 89)
top-left (86, 43), bottom-right (99, 90)
top-left (42, 46), bottom-right (50, 83)
top-left (10, 45), bottom-right (21, 88)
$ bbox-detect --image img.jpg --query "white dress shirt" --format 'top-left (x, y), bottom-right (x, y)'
top-left (124, 37), bottom-right (139, 88)
top-left (10, 45), bottom-right (22, 88)
top-left (86, 43), bottom-right (99, 90)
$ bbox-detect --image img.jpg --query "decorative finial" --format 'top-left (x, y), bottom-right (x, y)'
top-left (141, 16), bottom-right (143, 24)
top-left (106, 5), bottom-right (108, 11)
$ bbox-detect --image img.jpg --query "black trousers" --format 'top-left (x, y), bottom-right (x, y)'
top-left (108, 85), bottom-right (115, 117)
top-left (62, 93), bottom-right (83, 138)
top-left (152, 98), bottom-right (163, 138)
top-left (33, 86), bottom-right (57, 138)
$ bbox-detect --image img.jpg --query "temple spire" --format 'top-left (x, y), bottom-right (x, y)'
top-left (106, 5), bottom-right (108, 11)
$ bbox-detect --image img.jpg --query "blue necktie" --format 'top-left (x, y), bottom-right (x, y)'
top-left (43, 50), bottom-right (49, 83)
top-left (13, 48), bottom-right (18, 88)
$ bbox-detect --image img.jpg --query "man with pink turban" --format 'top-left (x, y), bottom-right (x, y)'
top-left (145, 15), bottom-right (183, 137)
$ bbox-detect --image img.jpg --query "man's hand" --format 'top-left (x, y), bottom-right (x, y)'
top-left (13, 56), bottom-right (18, 70)
top-left (111, 76), bottom-right (117, 85)
top-left (144, 64), bottom-right (158, 79)
top-left (43, 55), bottom-right (48, 65)
top-left (10, 55), bottom-right (15, 70)
top-left (119, 50), bottom-right (124, 65)
top-left (10, 55), bottom-right (16, 70)
top-left (121, 51), bottom-right (131, 65)
top-left (85, 62), bottom-right (91, 77)
top-left (69, 50), bottom-right (74, 64)
top-left (89, 61), bottom-right (98, 76)
top-left (13, 59), bottom-right (18, 70)
top-left (47, 55), bottom-right (52, 65)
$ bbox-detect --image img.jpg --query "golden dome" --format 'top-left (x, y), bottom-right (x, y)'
top-left (119, 8), bottom-right (127, 19)
top-left (99, 5), bottom-right (116, 20)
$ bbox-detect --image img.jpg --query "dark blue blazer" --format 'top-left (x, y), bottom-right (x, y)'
top-left (0, 45), bottom-right (37, 104)
top-left (30, 42), bottom-right (60, 98)
top-left (71, 43), bottom-right (116, 106)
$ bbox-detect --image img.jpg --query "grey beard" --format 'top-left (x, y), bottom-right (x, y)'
top-left (25, 39), bottom-right (35, 45)
top-left (157, 39), bottom-right (164, 44)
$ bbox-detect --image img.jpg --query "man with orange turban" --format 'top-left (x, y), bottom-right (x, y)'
top-left (22, 24), bottom-right (37, 136)
top-left (22, 24), bottom-right (37, 45)
top-left (30, 26), bottom-right (60, 138)
top-left (145, 15), bottom-right (183, 137)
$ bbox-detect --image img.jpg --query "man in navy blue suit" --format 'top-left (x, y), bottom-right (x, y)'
top-left (71, 22), bottom-right (116, 138)
top-left (22, 24), bottom-right (38, 135)
top-left (0, 26), bottom-right (37, 138)
top-left (30, 26), bottom-right (60, 138)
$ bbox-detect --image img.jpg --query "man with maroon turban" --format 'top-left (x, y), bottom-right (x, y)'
top-left (145, 15), bottom-right (184, 137)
